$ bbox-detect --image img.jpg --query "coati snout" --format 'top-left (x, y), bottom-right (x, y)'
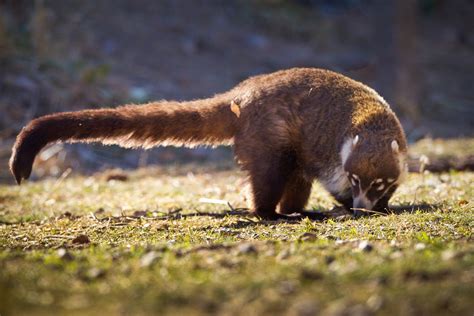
top-left (10, 68), bottom-right (408, 220)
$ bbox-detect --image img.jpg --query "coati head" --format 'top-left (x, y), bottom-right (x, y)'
top-left (341, 134), bottom-right (407, 215)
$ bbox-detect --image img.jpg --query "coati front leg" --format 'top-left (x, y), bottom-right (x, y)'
top-left (279, 174), bottom-right (328, 220)
top-left (279, 171), bottom-right (312, 214)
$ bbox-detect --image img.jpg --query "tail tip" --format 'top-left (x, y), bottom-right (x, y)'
top-left (9, 152), bottom-right (31, 185)
top-left (13, 173), bottom-right (23, 185)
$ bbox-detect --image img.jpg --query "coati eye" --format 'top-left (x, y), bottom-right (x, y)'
top-left (376, 184), bottom-right (385, 191)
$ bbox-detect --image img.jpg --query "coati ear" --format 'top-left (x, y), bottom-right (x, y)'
top-left (352, 135), bottom-right (359, 147)
top-left (391, 140), bottom-right (399, 153)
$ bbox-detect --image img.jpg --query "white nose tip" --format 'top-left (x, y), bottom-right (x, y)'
top-left (353, 195), bottom-right (374, 211)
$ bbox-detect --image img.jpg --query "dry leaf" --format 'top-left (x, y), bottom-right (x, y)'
top-left (72, 234), bottom-right (90, 244)
top-left (230, 100), bottom-right (241, 117)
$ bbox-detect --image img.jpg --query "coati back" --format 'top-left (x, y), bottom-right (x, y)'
top-left (10, 68), bottom-right (408, 219)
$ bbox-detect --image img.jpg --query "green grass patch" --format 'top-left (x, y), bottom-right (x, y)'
top-left (0, 165), bottom-right (473, 315)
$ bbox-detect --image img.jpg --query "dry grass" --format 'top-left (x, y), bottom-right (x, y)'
top-left (0, 163), bottom-right (473, 315)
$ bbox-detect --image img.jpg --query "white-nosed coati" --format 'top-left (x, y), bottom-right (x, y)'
top-left (10, 68), bottom-right (408, 219)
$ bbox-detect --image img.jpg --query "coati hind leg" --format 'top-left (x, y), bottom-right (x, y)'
top-left (279, 171), bottom-right (312, 215)
top-left (240, 149), bottom-right (297, 220)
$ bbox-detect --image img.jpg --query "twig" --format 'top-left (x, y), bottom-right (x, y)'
top-left (352, 208), bottom-right (388, 216)
top-left (43, 235), bottom-right (75, 240)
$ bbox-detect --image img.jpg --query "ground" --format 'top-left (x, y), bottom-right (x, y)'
top-left (0, 159), bottom-right (473, 315)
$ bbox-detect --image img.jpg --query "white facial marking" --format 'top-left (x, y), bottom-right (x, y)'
top-left (391, 140), bottom-right (399, 152)
top-left (350, 178), bottom-right (357, 186)
top-left (375, 178), bottom-right (383, 183)
top-left (387, 178), bottom-right (395, 183)
top-left (340, 138), bottom-right (353, 165)
top-left (353, 135), bottom-right (359, 146)
top-left (352, 174), bottom-right (359, 180)
top-left (322, 166), bottom-right (350, 194)
top-left (376, 184), bottom-right (385, 191)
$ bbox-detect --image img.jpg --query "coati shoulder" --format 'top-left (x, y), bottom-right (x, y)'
top-left (10, 68), bottom-right (408, 220)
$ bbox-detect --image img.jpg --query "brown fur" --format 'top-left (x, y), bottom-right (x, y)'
top-left (10, 68), bottom-right (407, 219)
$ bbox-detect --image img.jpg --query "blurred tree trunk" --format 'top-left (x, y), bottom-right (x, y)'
top-left (32, 0), bottom-right (52, 59)
top-left (373, 1), bottom-right (396, 103)
top-left (395, 0), bottom-right (421, 124)
top-left (373, 0), bottom-right (421, 126)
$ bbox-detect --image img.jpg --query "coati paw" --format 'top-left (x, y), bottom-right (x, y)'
top-left (257, 213), bottom-right (302, 221)
top-left (256, 212), bottom-right (327, 221)
top-left (298, 211), bottom-right (328, 220)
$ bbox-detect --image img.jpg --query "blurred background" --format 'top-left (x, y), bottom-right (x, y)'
top-left (0, 0), bottom-right (473, 183)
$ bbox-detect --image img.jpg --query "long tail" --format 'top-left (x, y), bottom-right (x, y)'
top-left (10, 94), bottom-right (238, 184)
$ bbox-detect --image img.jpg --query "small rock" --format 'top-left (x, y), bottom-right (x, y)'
top-left (237, 243), bottom-right (257, 255)
top-left (439, 174), bottom-right (450, 182)
top-left (325, 255), bottom-right (336, 265)
top-left (390, 251), bottom-right (403, 259)
top-left (389, 239), bottom-right (400, 248)
top-left (366, 294), bottom-right (383, 311)
top-left (415, 243), bottom-right (426, 251)
top-left (86, 267), bottom-right (105, 280)
top-left (133, 210), bottom-right (148, 217)
top-left (441, 250), bottom-right (456, 261)
top-left (299, 232), bottom-right (318, 242)
top-left (276, 249), bottom-right (291, 261)
top-left (72, 234), bottom-right (90, 245)
top-left (358, 241), bottom-right (374, 252)
top-left (140, 251), bottom-right (161, 267)
top-left (57, 248), bottom-right (74, 261)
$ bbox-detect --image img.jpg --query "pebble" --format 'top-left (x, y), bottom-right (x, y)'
top-left (140, 251), bottom-right (161, 267)
top-left (299, 232), bottom-right (318, 242)
top-left (415, 243), bottom-right (426, 251)
top-left (57, 248), bottom-right (74, 261)
top-left (276, 249), bottom-right (291, 261)
top-left (237, 243), bottom-right (257, 254)
top-left (86, 267), bottom-right (105, 280)
top-left (358, 241), bottom-right (374, 252)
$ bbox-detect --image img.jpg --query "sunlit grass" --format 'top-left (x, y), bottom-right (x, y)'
top-left (0, 164), bottom-right (473, 315)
